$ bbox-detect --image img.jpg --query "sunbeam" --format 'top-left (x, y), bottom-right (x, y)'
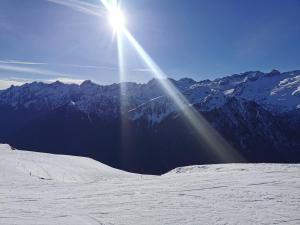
top-left (103, 0), bottom-right (133, 167)
top-left (116, 29), bottom-right (131, 168)
top-left (101, 0), bottom-right (244, 163)
top-left (122, 29), bottom-right (244, 163)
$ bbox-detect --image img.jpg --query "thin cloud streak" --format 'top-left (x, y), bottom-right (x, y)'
top-left (0, 60), bottom-right (48, 65)
top-left (0, 59), bottom-right (151, 73)
top-left (0, 79), bottom-right (27, 90)
top-left (0, 64), bottom-right (70, 78)
top-left (61, 63), bottom-right (118, 70)
top-left (132, 68), bottom-right (152, 72)
top-left (0, 60), bottom-right (117, 71)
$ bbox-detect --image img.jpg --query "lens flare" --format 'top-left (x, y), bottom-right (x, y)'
top-left (101, 0), bottom-right (245, 163)
top-left (108, 8), bottom-right (125, 31)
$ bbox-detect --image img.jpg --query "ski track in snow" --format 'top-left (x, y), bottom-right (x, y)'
top-left (0, 144), bottom-right (299, 225)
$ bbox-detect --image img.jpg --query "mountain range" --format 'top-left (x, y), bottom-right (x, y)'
top-left (0, 69), bottom-right (299, 174)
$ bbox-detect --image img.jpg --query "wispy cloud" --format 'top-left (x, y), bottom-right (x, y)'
top-left (57, 63), bottom-right (118, 71)
top-left (0, 63), bottom-right (69, 77)
top-left (0, 60), bottom-right (87, 88)
top-left (0, 59), bottom-right (151, 73)
top-left (0, 59), bottom-right (117, 71)
top-left (0, 60), bottom-right (48, 65)
top-left (46, 0), bottom-right (105, 18)
top-left (0, 79), bottom-right (27, 90)
top-left (0, 59), bottom-right (153, 89)
top-left (132, 68), bottom-right (152, 72)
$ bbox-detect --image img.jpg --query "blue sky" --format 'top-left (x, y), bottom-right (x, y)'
top-left (0, 0), bottom-right (300, 88)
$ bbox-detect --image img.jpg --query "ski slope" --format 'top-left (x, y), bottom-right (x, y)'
top-left (0, 144), bottom-right (299, 225)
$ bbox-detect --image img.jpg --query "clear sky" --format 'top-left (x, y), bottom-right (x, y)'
top-left (0, 0), bottom-right (300, 88)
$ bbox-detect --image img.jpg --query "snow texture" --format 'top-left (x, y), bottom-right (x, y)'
top-left (0, 144), bottom-right (299, 225)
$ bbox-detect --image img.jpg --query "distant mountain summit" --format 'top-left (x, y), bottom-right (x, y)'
top-left (0, 70), bottom-right (300, 174)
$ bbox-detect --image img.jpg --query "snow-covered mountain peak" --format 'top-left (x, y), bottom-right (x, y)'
top-left (0, 70), bottom-right (299, 122)
top-left (266, 69), bottom-right (281, 77)
top-left (80, 80), bottom-right (96, 88)
top-left (175, 78), bottom-right (197, 91)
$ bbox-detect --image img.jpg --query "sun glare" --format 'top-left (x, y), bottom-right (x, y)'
top-left (101, 0), bottom-right (243, 163)
top-left (108, 8), bottom-right (125, 31)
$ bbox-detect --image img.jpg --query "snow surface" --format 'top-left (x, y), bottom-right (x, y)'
top-left (1, 144), bottom-right (300, 225)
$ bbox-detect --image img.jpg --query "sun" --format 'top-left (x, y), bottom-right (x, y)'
top-left (108, 8), bottom-right (125, 31)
